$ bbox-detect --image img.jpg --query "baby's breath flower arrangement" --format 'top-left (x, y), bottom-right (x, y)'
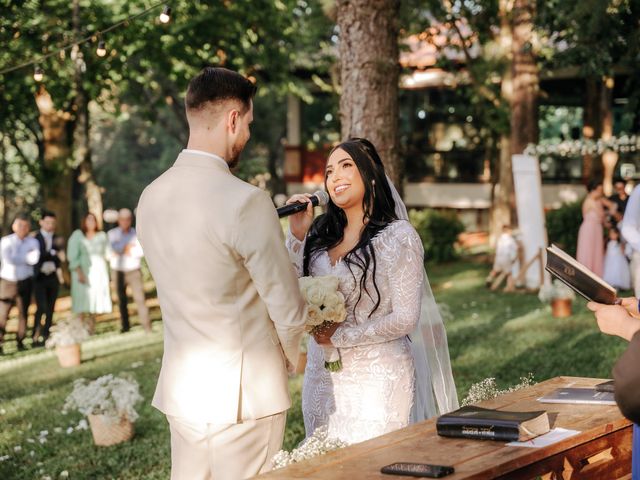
top-left (45, 316), bottom-right (90, 348)
top-left (461, 374), bottom-right (535, 407)
top-left (538, 280), bottom-right (575, 303)
top-left (271, 425), bottom-right (348, 469)
top-left (63, 374), bottom-right (143, 424)
top-left (299, 276), bottom-right (347, 371)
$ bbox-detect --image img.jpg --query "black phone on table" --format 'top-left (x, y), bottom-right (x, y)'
top-left (380, 462), bottom-right (454, 478)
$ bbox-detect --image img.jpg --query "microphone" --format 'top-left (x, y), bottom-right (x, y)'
top-left (277, 190), bottom-right (329, 218)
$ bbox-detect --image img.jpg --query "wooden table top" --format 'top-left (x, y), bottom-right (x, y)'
top-left (258, 376), bottom-right (632, 479)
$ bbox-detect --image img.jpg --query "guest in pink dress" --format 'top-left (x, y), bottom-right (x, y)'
top-left (576, 181), bottom-right (615, 276)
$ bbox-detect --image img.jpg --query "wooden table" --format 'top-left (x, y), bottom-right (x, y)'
top-left (258, 377), bottom-right (633, 479)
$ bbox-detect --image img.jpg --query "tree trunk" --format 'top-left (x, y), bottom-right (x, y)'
top-left (0, 140), bottom-right (7, 236)
top-left (510, 0), bottom-right (539, 155)
top-left (491, 0), bottom-right (515, 243)
top-left (71, 16), bottom-right (103, 229)
top-left (336, 0), bottom-right (401, 186)
top-left (35, 86), bottom-right (73, 240)
top-left (600, 76), bottom-right (616, 196)
top-left (583, 77), bottom-right (603, 182)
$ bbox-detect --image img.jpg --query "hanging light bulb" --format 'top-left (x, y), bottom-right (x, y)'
top-left (159, 5), bottom-right (172, 23)
top-left (96, 39), bottom-right (107, 57)
top-left (33, 66), bottom-right (44, 82)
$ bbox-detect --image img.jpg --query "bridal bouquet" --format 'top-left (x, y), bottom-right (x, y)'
top-left (299, 275), bottom-right (346, 371)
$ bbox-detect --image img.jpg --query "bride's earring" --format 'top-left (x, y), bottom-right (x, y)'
top-left (372, 180), bottom-right (376, 198)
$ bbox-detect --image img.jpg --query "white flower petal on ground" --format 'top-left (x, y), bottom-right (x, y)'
top-left (53, 427), bottom-right (62, 434)
top-left (66, 427), bottom-right (74, 434)
top-left (76, 419), bottom-right (88, 430)
top-left (59, 471), bottom-right (69, 478)
top-left (13, 445), bottom-right (21, 452)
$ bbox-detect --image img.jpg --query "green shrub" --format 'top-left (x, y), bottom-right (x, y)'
top-left (409, 209), bottom-right (465, 263)
top-left (545, 200), bottom-right (583, 257)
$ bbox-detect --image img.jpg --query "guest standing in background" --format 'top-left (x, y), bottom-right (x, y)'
top-left (107, 208), bottom-right (150, 333)
top-left (32, 211), bottom-right (64, 346)
top-left (67, 213), bottom-right (113, 334)
top-left (609, 177), bottom-right (629, 223)
top-left (603, 227), bottom-right (631, 290)
top-left (0, 214), bottom-right (40, 353)
top-left (576, 181), bottom-right (614, 277)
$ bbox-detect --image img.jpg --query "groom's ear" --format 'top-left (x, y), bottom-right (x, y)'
top-left (227, 109), bottom-right (240, 133)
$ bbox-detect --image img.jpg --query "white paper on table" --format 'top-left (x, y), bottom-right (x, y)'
top-left (506, 428), bottom-right (581, 448)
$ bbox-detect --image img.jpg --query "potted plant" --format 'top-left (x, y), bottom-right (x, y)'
top-left (63, 373), bottom-right (143, 446)
top-left (538, 280), bottom-right (576, 318)
top-left (45, 315), bottom-right (90, 367)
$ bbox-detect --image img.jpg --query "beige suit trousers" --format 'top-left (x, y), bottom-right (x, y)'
top-left (167, 412), bottom-right (286, 480)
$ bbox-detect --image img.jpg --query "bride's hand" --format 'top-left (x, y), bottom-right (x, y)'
top-left (312, 322), bottom-right (341, 345)
top-left (287, 193), bottom-right (314, 241)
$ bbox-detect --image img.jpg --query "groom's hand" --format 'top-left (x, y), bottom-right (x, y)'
top-left (312, 322), bottom-right (341, 345)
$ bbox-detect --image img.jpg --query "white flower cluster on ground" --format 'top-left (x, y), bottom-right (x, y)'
top-left (271, 425), bottom-right (348, 470)
top-left (62, 373), bottom-right (143, 423)
top-left (44, 316), bottom-right (90, 348)
top-left (538, 280), bottom-right (575, 303)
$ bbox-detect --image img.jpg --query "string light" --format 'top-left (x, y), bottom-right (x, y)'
top-left (33, 66), bottom-right (44, 82)
top-left (0, 2), bottom-right (170, 77)
top-left (96, 39), bottom-right (107, 57)
top-left (159, 5), bottom-right (172, 23)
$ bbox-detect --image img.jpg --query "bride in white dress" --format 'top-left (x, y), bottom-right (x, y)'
top-left (286, 138), bottom-right (458, 444)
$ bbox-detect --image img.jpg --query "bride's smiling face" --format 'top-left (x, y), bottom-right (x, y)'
top-left (325, 148), bottom-right (365, 211)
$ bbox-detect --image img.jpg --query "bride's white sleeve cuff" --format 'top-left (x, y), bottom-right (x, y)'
top-left (285, 229), bottom-right (306, 277)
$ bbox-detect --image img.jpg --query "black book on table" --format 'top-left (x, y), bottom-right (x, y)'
top-left (436, 406), bottom-right (550, 442)
top-left (545, 244), bottom-right (619, 305)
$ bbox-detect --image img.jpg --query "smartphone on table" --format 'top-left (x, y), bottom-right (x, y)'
top-left (381, 462), bottom-right (454, 478)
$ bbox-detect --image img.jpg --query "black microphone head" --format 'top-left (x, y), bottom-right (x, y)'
top-left (313, 190), bottom-right (329, 207)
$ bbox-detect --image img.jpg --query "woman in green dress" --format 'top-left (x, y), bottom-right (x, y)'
top-left (67, 213), bottom-right (113, 332)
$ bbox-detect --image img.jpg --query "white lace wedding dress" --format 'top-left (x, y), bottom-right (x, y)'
top-left (286, 220), bottom-right (424, 444)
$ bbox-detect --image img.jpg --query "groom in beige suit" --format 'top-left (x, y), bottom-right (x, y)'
top-left (136, 67), bottom-right (306, 479)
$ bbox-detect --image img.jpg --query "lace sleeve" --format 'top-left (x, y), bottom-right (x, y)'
top-left (331, 223), bottom-right (424, 347)
top-left (285, 229), bottom-right (306, 277)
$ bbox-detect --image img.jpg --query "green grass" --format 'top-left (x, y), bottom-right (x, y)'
top-left (0, 257), bottom-right (629, 478)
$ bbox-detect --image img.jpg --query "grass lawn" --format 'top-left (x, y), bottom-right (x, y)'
top-left (0, 257), bottom-right (629, 479)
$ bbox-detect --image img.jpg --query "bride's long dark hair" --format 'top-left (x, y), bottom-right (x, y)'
top-left (303, 138), bottom-right (398, 317)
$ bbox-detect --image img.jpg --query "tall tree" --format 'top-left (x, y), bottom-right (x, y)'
top-left (336, 0), bottom-right (402, 185)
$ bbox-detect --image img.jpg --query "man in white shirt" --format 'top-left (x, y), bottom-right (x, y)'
top-left (32, 210), bottom-right (64, 346)
top-left (107, 208), bottom-right (150, 333)
top-left (621, 185), bottom-right (640, 296)
top-left (0, 214), bottom-right (40, 353)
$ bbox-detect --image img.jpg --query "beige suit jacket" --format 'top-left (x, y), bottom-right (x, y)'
top-left (136, 151), bottom-right (306, 424)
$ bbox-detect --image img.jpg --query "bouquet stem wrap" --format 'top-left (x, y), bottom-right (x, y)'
top-left (321, 345), bottom-right (341, 372)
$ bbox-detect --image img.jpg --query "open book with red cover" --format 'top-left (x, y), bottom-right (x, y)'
top-left (545, 244), bottom-right (619, 305)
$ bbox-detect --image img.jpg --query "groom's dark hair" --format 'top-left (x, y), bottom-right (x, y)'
top-left (186, 67), bottom-right (256, 113)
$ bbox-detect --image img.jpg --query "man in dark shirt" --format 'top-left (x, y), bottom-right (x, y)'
top-left (32, 211), bottom-right (64, 346)
top-left (609, 178), bottom-right (629, 222)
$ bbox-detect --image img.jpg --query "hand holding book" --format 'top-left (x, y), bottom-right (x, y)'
top-left (587, 301), bottom-right (640, 342)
